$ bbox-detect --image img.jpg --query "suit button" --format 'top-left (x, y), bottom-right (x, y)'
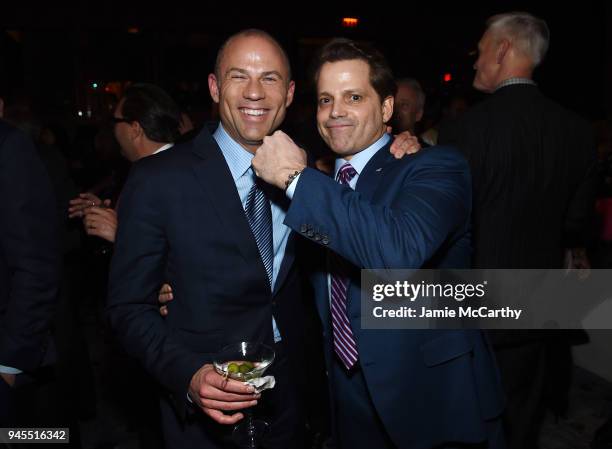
top-left (300, 224), bottom-right (308, 233)
top-left (271, 300), bottom-right (277, 306)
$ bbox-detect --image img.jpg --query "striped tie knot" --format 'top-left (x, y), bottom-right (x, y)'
top-left (336, 163), bottom-right (357, 185)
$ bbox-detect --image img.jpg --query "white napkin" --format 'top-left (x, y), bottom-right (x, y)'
top-left (245, 375), bottom-right (275, 393)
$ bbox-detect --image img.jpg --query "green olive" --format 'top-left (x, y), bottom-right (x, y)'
top-left (227, 363), bottom-right (239, 374)
top-left (238, 363), bottom-right (253, 374)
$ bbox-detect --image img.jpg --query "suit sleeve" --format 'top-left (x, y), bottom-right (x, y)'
top-left (284, 149), bottom-right (471, 269)
top-left (107, 164), bottom-right (208, 416)
top-left (0, 127), bottom-right (60, 372)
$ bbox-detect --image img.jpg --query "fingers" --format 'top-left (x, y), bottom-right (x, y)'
top-left (201, 398), bottom-right (258, 411)
top-left (203, 408), bottom-right (244, 425)
top-left (390, 135), bottom-right (421, 159)
top-left (160, 305), bottom-right (168, 316)
top-left (69, 193), bottom-right (102, 218)
top-left (206, 372), bottom-right (257, 395)
top-left (405, 137), bottom-right (421, 154)
top-left (159, 284), bottom-right (173, 303)
top-left (83, 207), bottom-right (115, 219)
top-left (84, 213), bottom-right (113, 229)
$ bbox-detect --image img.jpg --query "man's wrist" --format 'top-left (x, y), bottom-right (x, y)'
top-left (283, 165), bottom-right (306, 190)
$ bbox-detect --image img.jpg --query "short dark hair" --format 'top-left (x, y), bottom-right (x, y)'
top-left (120, 83), bottom-right (181, 143)
top-left (214, 29), bottom-right (292, 83)
top-left (313, 38), bottom-right (396, 103)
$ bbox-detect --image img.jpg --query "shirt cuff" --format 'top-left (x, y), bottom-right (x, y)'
top-left (285, 173), bottom-right (301, 199)
top-left (0, 365), bottom-right (22, 375)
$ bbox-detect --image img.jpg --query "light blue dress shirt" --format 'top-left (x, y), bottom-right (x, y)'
top-left (214, 124), bottom-right (291, 342)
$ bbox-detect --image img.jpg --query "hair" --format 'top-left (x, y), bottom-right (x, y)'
top-left (312, 38), bottom-right (396, 103)
top-left (486, 11), bottom-right (550, 67)
top-left (214, 29), bottom-right (292, 83)
top-left (396, 78), bottom-right (426, 111)
top-left (120, 83), bottom-right (181, 143)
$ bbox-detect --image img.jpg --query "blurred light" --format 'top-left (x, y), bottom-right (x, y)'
top-left (5, 30), bottom-right (23, 43)
top-left (443, 73), bottom-right (452, 83)
top-left (92, 82), bottom-right (98, 89)
top-left (127, 27), bottom-right (140, 34)
top-left (342, 17), bottom-right (359, 28)
top-left (77, 111), bottom-right (83, 117)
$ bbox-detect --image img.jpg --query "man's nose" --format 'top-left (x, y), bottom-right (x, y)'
top-left (244, 79), bottom-right (265, 101)
top-left (330, 101), bottom-right (346, 118)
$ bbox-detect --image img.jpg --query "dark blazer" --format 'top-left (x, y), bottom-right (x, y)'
top-left (0, 120), bottom-right (60, 372)
top-left (107, 127), bottom-right (305, 447)
top-left (438, 84), bottom-right (596, 269)
top-left (284, 143), bottom-right (505, 449)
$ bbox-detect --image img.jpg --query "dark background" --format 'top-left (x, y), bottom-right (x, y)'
top-left (0, 1), bottom-right (609, 124)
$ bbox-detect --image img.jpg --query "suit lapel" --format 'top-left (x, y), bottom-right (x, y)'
top-left (189, 129), bottom-right (264, 271)
top-left (273, 231), bottom-right (295, 296)
top-left (354, 141), bottom-right (395, 199)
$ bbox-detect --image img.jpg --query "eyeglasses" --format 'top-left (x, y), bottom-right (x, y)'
top-left (111, 116), bottom-right (132, 125)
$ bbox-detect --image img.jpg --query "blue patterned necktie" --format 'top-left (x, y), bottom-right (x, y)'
top-left (245, 176), bottom-right (274, 290)
top-left (330, 162), bottom-right (359, 370)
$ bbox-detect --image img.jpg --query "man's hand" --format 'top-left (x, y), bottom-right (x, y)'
top-left (189, 364), bottom-right (260, 425)
top-left (69, 192), bottom-right (103, 218)
top-left (252, 131), bottom-right (307, 189)
top-left (565, 247), bottom-right (591, 280)
top-left (158, 283), bottom-right (173, 316)
top-left (388, 128), bottom-right (421, 159)
top-left (83, 203), bottom-right (117, 243)
top-left (0, 372), bottom-right (16, 387)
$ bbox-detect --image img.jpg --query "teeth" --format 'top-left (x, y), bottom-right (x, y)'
top-left (240, 108), bottom-right (266, 116)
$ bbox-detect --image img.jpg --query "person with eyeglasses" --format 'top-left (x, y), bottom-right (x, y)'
top-left (68, 83), bottom-right (182, 243)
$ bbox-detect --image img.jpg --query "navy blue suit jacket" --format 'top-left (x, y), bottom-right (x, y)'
top-left (107, 128), bottom-right (305, 420)
top-left (0, 120), bottom-right (60, 372)
top-left (285, 143), bottom-right (505, 448)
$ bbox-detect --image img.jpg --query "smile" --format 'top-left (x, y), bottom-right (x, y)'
top-left (239, 108), bottom-right (268, 117)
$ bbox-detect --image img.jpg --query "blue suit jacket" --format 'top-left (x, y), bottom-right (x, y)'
top-left (107, 128), bottom-right (305, 422)
top-left (285, 143), bottom-right (505, 448)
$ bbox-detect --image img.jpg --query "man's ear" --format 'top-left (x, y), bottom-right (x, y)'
top-left (416, 108), bottom-right (424, 123)
top-left (130, 121), bottom-right (144, 141)
top-left (285, 80), bottom-right (296, 108)
top-left (496, 39), bottom-right (511, 65)
top-left (208, 73), bottom-right (220, 104)
top-left (382, 95), bottom-right (394, 124)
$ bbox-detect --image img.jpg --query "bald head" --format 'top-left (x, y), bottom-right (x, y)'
top-left (215, 29), bottom-right (292, 85)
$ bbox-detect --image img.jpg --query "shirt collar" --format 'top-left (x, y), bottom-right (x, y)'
top-left (495, 77), bottom-right (537, 92)
top-left (213, 123), bottom-right (255, 182)
top-left (334, 133), bottom-right (391, 179)
top-left (152, 143), bottom-right (174, 155)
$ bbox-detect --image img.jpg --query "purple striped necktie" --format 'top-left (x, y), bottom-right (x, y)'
top-left (330, 162), bottom-right (359, 370)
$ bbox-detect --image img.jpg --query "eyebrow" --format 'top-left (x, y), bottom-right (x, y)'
top-left (318, 88), bottom-right (365, 97)
top-left (225, 68), bottom-right (285, 80)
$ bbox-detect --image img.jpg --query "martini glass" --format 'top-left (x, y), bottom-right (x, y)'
top-left (213, 342), bottom-right (275, 449)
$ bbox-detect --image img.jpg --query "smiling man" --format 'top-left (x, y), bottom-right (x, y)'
top-left (107, 30), bottom-right (306, 449)
top-left (253, 38), bottom-right (505, 449)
